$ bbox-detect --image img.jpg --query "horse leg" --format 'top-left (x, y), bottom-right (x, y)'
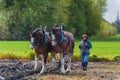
top-left (43, 53), bottom-right (48, 72)
top-left (40, 55), bottom-right (45, 74)
top-left (34, 54), bottom-right (41, 71)
top-left (60, 53), bottom-right (65, 74)
top-left (66, 54), bottom-right (71, 73)
top-left (52, 53), bottom-right (57, 69)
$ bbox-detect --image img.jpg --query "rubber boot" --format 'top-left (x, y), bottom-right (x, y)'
top-left (83, 62), bottom-right (88, 70)
top-left (81, 63), bottom-right (84, 70)
top-left (82, 63), bottom-right (86, 70)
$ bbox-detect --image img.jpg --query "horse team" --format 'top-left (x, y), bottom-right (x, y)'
top-left (30, 24), bottom-right (74, 74)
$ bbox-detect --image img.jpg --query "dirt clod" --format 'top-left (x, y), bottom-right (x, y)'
top-left (0, 60), bottom-right (120, 80)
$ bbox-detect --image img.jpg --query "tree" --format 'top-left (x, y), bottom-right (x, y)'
top-left (85, 0), bottom-right (106, 36)
top-left (0, 0), bottom-right (59, 40)
top-left (0, 0), bottom-right (108, 40)
top-left (97, 21), bottom-right (117, 37)
top-left (67, 0), bottom-right (87, 37)
top-left (112, 22), bottom-right (120, 33)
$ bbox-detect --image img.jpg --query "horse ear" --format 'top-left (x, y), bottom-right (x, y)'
top-left (61, 23), bottom-right (64, 31)
top-left (29, 30), bottom-right (33, 37)
top-left (44, 26), bottom-right (47, 32)
top-left (50, 27), bottom-right (54, 33)
top-left (40, 25), bottom-right (42, 29)
top-left (61, 24), bottom-right (63, 31)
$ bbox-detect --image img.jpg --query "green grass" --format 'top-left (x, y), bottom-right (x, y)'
top-left (75, 41), bottom-right (120, 59)
top-left (0, 34), bottom-right (120, 61)
top-left (0, 41), bottom-right (31, 52)
top-left (0, 41), bottom-right (34, 59)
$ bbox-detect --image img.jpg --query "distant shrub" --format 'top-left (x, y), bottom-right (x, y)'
top-left (0, 52), bottom-right (25, 59)
top-left (0, 51), bottom-right (119, 62)
top-left (114, 56), bottom-right (120, 61)
top-left (89, 55), bottom-right (112, 62)
top-left (25, 51), bottom-right (35, 60)
top-left (97, 21), bottom-right (117, 37)
top-left (90, 55), bottom-right (100, 62)
top-left (72, 54), bottom-right (80, 62)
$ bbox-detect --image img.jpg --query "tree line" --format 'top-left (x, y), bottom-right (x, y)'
top-left (0, 0), bottom-right (117, 40)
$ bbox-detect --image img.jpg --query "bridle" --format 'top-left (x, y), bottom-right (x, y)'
top-left (51, 26), bottom-right (65, 44)
top-left (31, 28), bottom-right (48, 46)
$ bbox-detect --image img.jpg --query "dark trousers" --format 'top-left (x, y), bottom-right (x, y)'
top-left (81, 52), bottom-right (89, 70)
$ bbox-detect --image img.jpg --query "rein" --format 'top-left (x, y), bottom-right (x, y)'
top-left (52, 26), bottom-right (66, 44)
top-left (57, 31), bottom-right (65, 43)
top-left (42, 30), bottom-right (48, 46)
top-left (57, 26), bottom-right (65, 44)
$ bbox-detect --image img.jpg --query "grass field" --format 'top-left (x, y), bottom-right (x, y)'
top-left (0, 35), bottom-right (120, 61)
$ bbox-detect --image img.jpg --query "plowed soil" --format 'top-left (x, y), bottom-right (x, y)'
top-left (0, 60), bottom-right (120, 80)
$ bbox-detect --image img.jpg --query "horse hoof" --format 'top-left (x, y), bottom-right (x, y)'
top-left (40, 71), bottom-right (44, 75)
top-left (66, 70), bottom-right (71, 73)
top-left (61, 72), bottom-right (66, 74)
top-left (66, 68), bottom-right (71, 73)
top-left (34, 64), bottom-right (41, 71)
top-left (34, 67), bottom-right (41, 72)
top-left (61, 70), bottom-right (66, 74)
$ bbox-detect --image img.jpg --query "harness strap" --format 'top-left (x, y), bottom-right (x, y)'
top-left (42, 30), bottom-right (48, 46)
top-left (57, 27), bottom-right (65, 43)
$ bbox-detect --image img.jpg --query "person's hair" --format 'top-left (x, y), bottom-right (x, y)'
top-left (81, 34), bottom-right (88, 40)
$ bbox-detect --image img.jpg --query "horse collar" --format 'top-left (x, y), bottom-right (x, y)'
top-left (57, 32), bottom-right (65, 44)
top-left (42, 32), bottom-right (48, 46)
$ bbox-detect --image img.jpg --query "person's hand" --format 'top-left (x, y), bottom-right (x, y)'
top-left (85, 43), bottom-right (88, 48)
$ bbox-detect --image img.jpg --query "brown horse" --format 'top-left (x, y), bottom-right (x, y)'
top-left (30, 27), bottom-right (51, 74)
top-left (50, 24), bottom-right (74, 74)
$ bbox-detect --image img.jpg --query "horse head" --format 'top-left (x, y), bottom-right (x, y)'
top-left (51, 24), bottom-right (63, 40)
top-left (51, 24), bottom-right (64, 45)
top-left (30, 28), bottom-right (44, 46)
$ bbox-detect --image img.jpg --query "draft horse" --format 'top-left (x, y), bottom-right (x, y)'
top-left (50, 24), bottom-right (74, 74)
top-left (30, 27), bottom-right (51, 74)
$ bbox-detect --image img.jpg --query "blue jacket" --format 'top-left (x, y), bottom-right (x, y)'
top-left (79, 40), bottom-right (92, 54)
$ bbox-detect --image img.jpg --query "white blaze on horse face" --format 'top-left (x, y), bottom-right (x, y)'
top-left (51, 34), bottom-right (57, 46)
top-left (31, 37), bottom-right (34, 43)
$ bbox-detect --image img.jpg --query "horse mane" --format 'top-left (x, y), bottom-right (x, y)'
top-left (33, 28), bottom-right (42, 33)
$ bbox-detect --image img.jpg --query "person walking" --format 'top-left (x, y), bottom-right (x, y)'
top-left (79, 34), bottom-right (92, 70)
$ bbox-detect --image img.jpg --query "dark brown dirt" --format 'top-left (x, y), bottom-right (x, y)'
top-left (0, 60), bottom-right (120, 80)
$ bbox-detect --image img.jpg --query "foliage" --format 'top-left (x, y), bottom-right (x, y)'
top-left (0, 0), bottom-right (59, 40)
top-left (114, 56), bottom-right (120, 61)
top-left (85, 0), bottom-right (104, 36)
top-left (0, 0), bottom-right (107, 40)
top-left (112, 22), bottom-right (120, 33)
top-left (0, 51), bottom-right (34, 60)
top-left (89, 55), bottom-right (112, 62)
top-left (97, 21), bottom-right (117, 37)
top-left (67, 0), bottom-right (87, 37)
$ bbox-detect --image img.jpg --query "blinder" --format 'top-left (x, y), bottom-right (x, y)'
top-left (31, 28), bottom-right (48, 46)
top-left (51, 26), bottom-right (65, 44)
